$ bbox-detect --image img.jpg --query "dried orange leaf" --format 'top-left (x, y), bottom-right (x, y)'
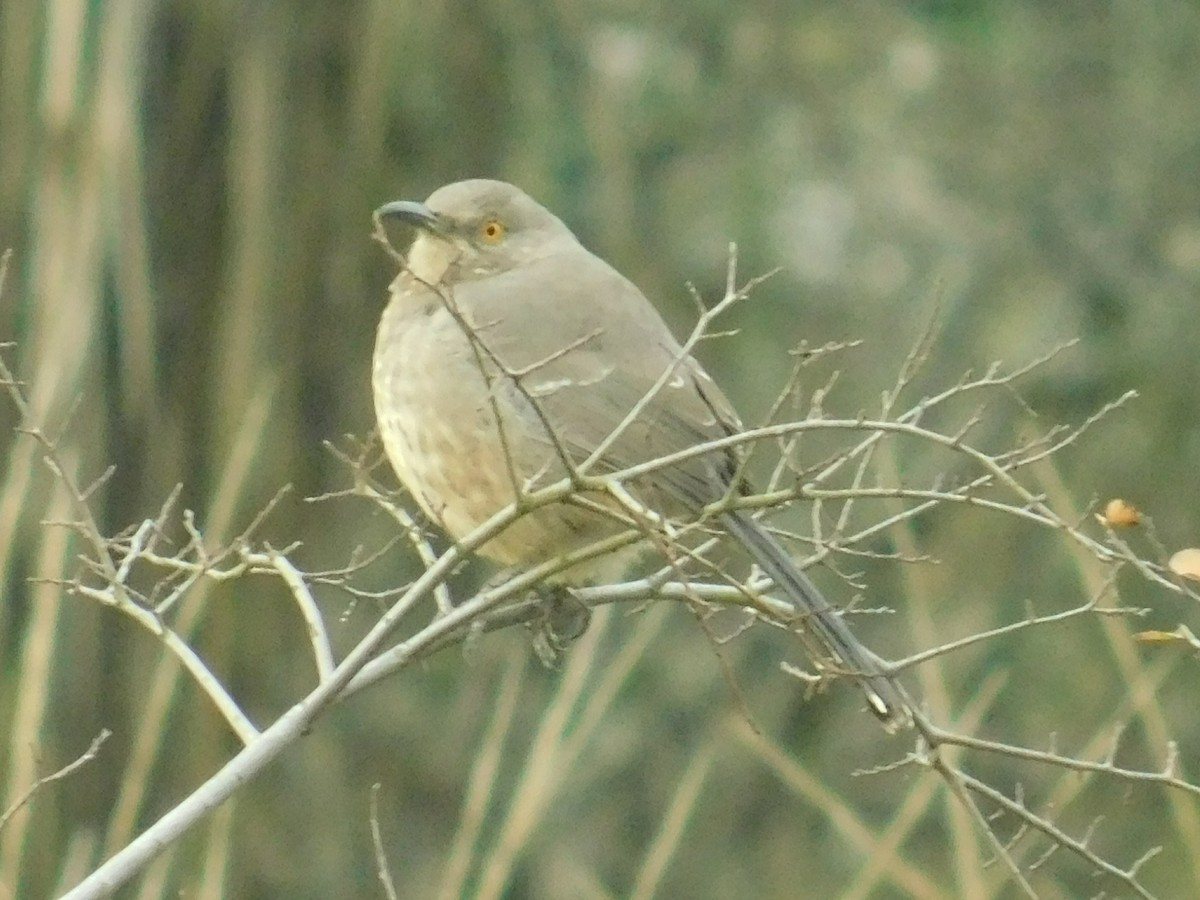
top-left (1135, 630), bottom-right (1184, 643)
top-left (1168, 548), bottom-right (1200, 581)
top-left (1102, 498), bottom-right (1141, 527)
top-left (1135, 625), bottom-right (1200, 651)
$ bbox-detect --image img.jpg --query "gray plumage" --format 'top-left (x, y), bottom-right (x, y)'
top-left (372, 179), bottom-right (908, 729)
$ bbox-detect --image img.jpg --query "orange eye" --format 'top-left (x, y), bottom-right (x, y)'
top-left (481, 219), bottom-right (505, 241)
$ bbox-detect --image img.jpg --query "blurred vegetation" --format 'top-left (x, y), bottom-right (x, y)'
top-left (2, 0), bottom-right (1199, 898)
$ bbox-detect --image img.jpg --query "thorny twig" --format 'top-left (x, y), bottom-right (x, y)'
top-left (6, 254), bottom-right (1189, 900)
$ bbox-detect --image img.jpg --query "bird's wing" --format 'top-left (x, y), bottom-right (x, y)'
top-left (456, 247), bottom-right (743, 508)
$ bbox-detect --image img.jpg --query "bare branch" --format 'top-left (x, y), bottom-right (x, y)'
top-left (0, 731), bottom-right (112, 832)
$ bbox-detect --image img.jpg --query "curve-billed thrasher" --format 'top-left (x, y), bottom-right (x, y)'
top-left (372, 179), bottom-right (907, 729)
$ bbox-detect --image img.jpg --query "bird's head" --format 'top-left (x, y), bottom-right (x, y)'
top-left (375, 179), bottom-right (577, 285)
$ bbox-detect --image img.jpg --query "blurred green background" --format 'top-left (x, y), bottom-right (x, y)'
top-left (2, 1), bottom-right (1199, 898)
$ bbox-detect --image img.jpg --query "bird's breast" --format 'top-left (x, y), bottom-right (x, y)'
top-left (371, 285), bottom-right (536, 548)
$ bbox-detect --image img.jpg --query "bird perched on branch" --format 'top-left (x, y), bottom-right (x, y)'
top-left (371, 178), bottom-right (908, 730)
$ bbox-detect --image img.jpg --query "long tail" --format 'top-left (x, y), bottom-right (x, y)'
top-left (722, 511), bottom-right (910, 731)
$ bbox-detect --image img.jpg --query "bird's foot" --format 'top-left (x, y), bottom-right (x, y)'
top-left (528, 586), bottom-right (592, 667)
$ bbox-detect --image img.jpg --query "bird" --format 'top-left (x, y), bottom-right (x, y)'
top-left (371, 178), bottom-right (908, 730)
